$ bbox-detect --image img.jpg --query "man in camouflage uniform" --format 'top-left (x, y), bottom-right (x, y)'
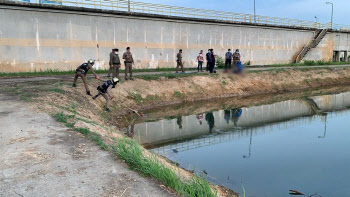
top-left (122, 47), bottom-right (134, 80)
top-left (108, 48), bottom-right (121, 78)
top-left (72, 59), bottom-right (99, 96)
top-left (176, 49), bottom-right (184, 73)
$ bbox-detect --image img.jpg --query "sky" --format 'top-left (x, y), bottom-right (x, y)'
top-left (138, 0), bottom-right (348, 25)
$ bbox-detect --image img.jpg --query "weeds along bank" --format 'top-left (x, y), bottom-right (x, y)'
top-left (95, 68), bottom-right (350, 116)
top-left (2, 68), bottom-right (350, 197)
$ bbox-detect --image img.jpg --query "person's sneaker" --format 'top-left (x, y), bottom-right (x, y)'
top-left (106, 108), bottom-right (111, 112)
top-left (92, 95), bottom-right (98, 99)
top-left (72, 84), bottom-right (76, 87)
top-left (86, 91), bottom-right (92, 96)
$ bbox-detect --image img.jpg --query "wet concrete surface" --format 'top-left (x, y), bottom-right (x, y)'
top-left (0, 94), bottom-right (175, 197)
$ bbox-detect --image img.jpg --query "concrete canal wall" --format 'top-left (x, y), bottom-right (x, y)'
top-left (1, 1), bottom-right (350, 72)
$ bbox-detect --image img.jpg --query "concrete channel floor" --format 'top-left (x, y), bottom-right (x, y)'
top-left (0, 94), bottom-right (175, 197)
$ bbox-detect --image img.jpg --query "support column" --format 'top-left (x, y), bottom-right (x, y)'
top-left (335, 51), bottom-right (340, 62)
top-left (345, 51), bottom-right (349, 62)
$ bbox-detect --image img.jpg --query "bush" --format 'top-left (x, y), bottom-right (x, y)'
top-left (216, 56), bottom-right (225, 68)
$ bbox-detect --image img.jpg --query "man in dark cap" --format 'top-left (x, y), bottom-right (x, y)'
top-left (108, 48), bottom-right (121, 78)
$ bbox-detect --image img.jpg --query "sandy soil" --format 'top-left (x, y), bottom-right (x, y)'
top-left (0, 94), bottom-right (175, 197)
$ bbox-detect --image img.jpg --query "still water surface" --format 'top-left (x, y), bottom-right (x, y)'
top-left (126, 88), bottom-right (350, 196)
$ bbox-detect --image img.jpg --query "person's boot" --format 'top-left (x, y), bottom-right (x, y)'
top-left (86, 91), bottom-right (92, 96)
top-left (72, 84), bottom-right (76, 87)
top-left (92, 94), bottom-right (98, 99)
top-left (106, 108), bottom-right (111, 112)
top-left (125, 78), bottom-right (129, 80)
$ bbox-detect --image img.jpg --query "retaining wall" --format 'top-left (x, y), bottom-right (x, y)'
top-left (0, 1), bottom-right (349, 72)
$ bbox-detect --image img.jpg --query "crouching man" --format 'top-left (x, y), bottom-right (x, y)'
top-left (72, 59), bottom-right (99, 96)
top-left (92, 77), bottom-right (119, 112)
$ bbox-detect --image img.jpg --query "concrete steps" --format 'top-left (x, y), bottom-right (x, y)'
top-left (294, 29), bottom-right (328, 63)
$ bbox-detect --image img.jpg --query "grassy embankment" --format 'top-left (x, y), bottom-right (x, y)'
top-left (1, 60), bottom-right (349, 78)
top-left (0, 67), bottom-right (200, 78)
top-left (0, 77), bottom-right (220, 197)
top-left (52, 112), bottom-right (217, 197)
top-left (2, 67), bottom-right (350, 197)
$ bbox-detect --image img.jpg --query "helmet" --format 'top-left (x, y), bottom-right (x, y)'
top-left (88, 59), bottom-right (95, 65)
top-left (112, 77), bottom-right (119, 83)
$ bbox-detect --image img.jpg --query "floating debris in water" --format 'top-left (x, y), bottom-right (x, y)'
top-left (289, 190), bottom-right (304, 195)
top-left (172, 149), bottom-right (178, 153)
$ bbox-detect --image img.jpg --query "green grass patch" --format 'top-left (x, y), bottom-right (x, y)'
top-left (52, 112), bottom-right (216, 196)
top-left (53, 112), bottom-right (108, 150)
top-left (112, 137), bottom-right (216, 197)
top-left (258, 60), bottom-right (350, 68)
top-left (173, 91), bottom-right (185, 98)
top-left (129, 92), bottom-right (144, 104)
top-left (136, 72), bottom-right (207, 81)
top-left (0, 67), bottom-right (201, 78)
top-left (49, 87), bottom-right (65, 94)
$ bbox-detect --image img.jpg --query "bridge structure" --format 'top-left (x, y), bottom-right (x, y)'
top-left (1, 0), bottom-right (350, 72)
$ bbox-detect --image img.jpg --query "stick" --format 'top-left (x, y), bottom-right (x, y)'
top-left (120, 102), bottom-right (141, 117)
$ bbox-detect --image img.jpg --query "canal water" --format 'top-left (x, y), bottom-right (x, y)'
top-left (123, 87), bottom-right (350, 197)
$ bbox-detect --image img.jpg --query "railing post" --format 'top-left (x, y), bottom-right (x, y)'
top-left (128, 0), bottom-right (130, 12)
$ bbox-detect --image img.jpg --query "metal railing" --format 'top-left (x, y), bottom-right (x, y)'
top-left (12, 0), bottom-right (350, 32)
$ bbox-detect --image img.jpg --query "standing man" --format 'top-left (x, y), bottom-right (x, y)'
top-left (108, 48), bottom-right (121, 78)
top-left (205, 49), bottom-right (211, 71)
top-left (208, 49), bottom-right (216, 73)
top-left (176, 49), bottom-right (184, 73)
top-left (233, 49), bottom-right (241, 68)
top-left (123, 47), bottom-right (134, 80)
top-left (197, 50), bottom-right (204, 72)
top-left (72, 59), bottom-right (99, 96)
top-left (225, 49), bottom-right (233, 72)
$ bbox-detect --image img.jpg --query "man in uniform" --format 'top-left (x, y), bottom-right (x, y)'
top-left (72, 59), bottom-right (99, 96)
top-left (108, 48), bottom-right (121, 78)
top-left (92, 77), bottom-right (119, 112)
top-left (122, 47), bottom-right (134, 80)
top-left (176, 49), bottom-right (184, 73)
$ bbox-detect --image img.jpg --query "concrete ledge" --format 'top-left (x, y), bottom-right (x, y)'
top-left (0, 0), bottom-right (333, 32)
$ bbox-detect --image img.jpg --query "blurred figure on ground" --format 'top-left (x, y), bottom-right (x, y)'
top-left (176, 49), bottom-right (184, 73)
top-left (233, 49), bottom-right (241, 68)
top-left (225, 49), bottom-right (233, 72)
top-left (123, 47), bottom-right (134, 80)
top-left (234, 61), bottom-right (244, 74)
top-left (72, 59), bottom-right (99, 96)
top-left (92, 77), bottom-right (119, 112)
top-left (197, 50), bottom-right (204, 72)
top-left (108, 48), bottom-right (121, 78)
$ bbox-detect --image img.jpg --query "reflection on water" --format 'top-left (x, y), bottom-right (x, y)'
top-left (124, 89), bottom-right (350, 196)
